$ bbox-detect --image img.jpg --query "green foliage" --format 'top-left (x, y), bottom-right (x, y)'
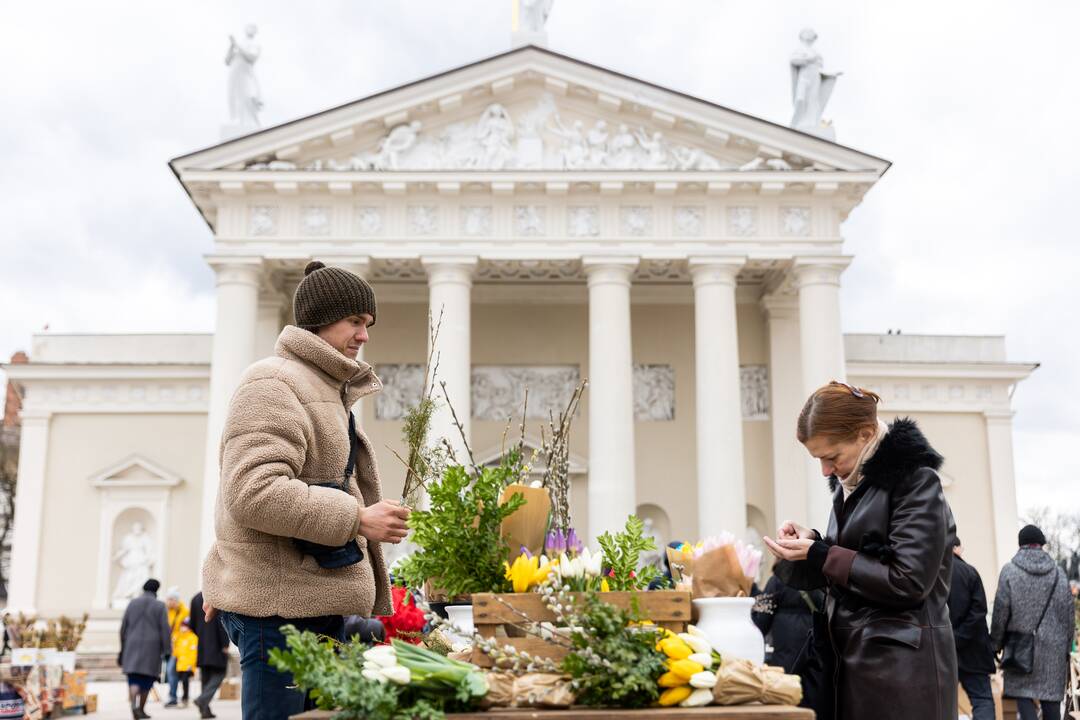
top-left (596, 515), bottom-right (660, 591)
top-left (559, 594), bottom-right (666, 708)
top-left (400, 397), bottom-right (444, 508)
top-left (397, 452), bottom-right (527, 599)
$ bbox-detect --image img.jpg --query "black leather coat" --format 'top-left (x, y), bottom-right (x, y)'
top-left (779, 418), bottom-right (958, 720)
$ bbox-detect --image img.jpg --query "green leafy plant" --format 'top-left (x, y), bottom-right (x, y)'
top-left (558, 591), bottom-right (667, 708)
top-left (597, 515), bottom-right (660, 591)
top-left (397, 451), bottom-right (527, 599)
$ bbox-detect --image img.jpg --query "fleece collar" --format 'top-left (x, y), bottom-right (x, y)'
top-left (275, 325), bottom-right (372, 386)
top-left (828, 417), bottom-right (944, 494)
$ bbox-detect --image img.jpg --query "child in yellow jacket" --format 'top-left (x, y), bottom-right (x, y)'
top-left (173, 618), bottom-right (199, 707)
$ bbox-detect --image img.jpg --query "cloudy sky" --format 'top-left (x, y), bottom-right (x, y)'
top-left (2, 1), bottom-right (1078, 514)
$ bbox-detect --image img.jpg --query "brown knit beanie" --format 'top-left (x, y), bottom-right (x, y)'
top-left (293, 261), bottom-right (377, 329)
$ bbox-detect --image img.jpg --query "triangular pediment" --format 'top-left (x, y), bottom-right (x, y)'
top-left (90, 454), bottom-right (183, 488)
top-left (172, 46), bottom-right (889, 177)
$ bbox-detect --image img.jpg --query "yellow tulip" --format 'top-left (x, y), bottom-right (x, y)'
top-left (669, 658), bottom-right (705, 681)
top-left (659, 686), bottom-right (692, 706)
top-left (659, 637), bottom-right (693, 660)
top-left (600, 578), bottom-right (611, 592)
top-left (657, 672), bottom-right (685, 688)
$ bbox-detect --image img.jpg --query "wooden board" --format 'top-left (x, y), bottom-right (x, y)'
top-left (472, 591), bottom-right (692, 625)
top-left (295, 706), bottom-right (813, 719)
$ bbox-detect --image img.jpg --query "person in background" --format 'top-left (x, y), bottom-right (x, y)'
top-left (752, 563), bottom-right (825, 674)
top-left (163, 587), bottom-right (189, 708)
top-left (171, 618), bottom-right (198, 708)
top-left (990, 525), bottom-right (1075, 720)
top-left (119, 579), bottom-right (172, 720)
top-left (948, 537), bottom-right (997, 720)
top-left (189, 591), bottom-right (230, 720)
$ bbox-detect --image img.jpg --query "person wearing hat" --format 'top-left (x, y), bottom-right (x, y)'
top-left (990, 525), bottom-right (1076, 720)
top-left (163, 586), bottom-right (189, 708)
top-left (948, 537), bottom-right (997, 720)
top-left (119, 579), bottom-right (172, 720)
top-left (201, 261), bottom-right (410, 720)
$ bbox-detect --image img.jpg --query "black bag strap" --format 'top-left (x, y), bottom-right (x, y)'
top-left (1032, 570), bottom-right (1059, 634)
top-left (342, 412), bottom-right (358, 485)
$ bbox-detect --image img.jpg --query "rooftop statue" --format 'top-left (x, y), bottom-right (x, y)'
top-left (789, 28), bottom-right (840, 140)
top-left (224, 24), bottom-right (263, 134)
top-left (519, 0), bottom-right (554, 33)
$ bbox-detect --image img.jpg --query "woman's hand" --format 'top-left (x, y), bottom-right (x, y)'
top-left (763, 535), bottom-right (816, 561)
top-left (358, 500), bottom-right (411, 544)
top-left (777, 520), bottom-right (814, 541)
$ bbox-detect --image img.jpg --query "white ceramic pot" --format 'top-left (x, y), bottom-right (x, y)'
top-left (691, 597), bottom-right (764, 665)
top-left (444, 604), bottom-right (475, 643)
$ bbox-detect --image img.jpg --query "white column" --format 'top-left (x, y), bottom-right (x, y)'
top-left (793, 257), bottom-right (852, 529)
top-left (690, 258), bottom-right (747, 537)
top-left (254, 294), bottom-right (286, 359)
top-left (582, 257), bottom-right (638, 545)
top-left (6, 409), bottom-right (52, 610)
top-left (985, 410), bottom-right (1020, 570)
top-left (198, 256), bottom-right (262, 564)
top-left (322, 257), bottom-right (373, 417)
top-left (762, 293), bottom-right (806, 532)
top-left (422, 257), bottom-right (476, 463)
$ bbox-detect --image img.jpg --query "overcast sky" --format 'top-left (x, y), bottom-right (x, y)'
top-left (2, 1), bottom-right (1078, 516)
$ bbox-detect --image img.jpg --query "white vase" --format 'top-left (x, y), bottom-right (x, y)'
top-left (444, 604), bottom-right (475, 644)
top-left (691, 597), bottom-right (765, 665)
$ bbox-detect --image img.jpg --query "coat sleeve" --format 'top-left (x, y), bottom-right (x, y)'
top-left (774, 556), bottom-right (827, 591)
top-left (954, 566), bottom-right (989, 646)
top-left (219, 377), bottom-right (362, 546)
top-left (823, 468), bottom-right (948, 608)
top-left (158, 605), bottom-right (173, 658)
top-left (989, 570), bottom-right (1011, 652)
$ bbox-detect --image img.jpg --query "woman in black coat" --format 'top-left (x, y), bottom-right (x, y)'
top-left (764, 381), bottom-right (958, 720)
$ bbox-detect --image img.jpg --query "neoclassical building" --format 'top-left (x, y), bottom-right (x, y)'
top-left (5, 45), bottom-right (1035, 648)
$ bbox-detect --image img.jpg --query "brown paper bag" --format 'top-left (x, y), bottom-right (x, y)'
top-left (512, 673), bottom-right (576, 708)
top-left (479, 672), bottom-right (515, 709)
top-left (691, 545), bottom-right (753, 598)
top-left (712, 658), bottom-right (802, 706)
top-left (667, 546), bottom-right (695, 583)
top-left (498, 484), bottom-right (551, 558)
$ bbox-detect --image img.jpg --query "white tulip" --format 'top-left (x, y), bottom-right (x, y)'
top-left (381, 665), bottom-right (412, 685)
top-left (581, 548), bottom-right (603, 576)
top-left (686, 624), bottom-right (708, 639)
top-left (688, 652), bottom-right (713, 669)
top-left (689, 670), bottom-right (718, 689)
top-left (363, 646), bottom-right (398, 668)
top-left (362, 668), bottom-right (388, 684)
top-left (679, 687), bottom-right (714, 707)
top-left (680, 633), bottom-right (712, 655)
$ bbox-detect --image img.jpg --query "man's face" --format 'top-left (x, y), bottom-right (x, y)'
top-left (316, 314), bottom-right (373, 360)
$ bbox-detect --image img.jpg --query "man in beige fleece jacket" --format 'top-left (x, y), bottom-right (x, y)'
top-left (201, 260), bottom-right (409, 720)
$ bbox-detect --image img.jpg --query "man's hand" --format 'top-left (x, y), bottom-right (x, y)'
top-left (359, 500), bottom-right (411, 544)
top-left (777, 520), bottom-right (814, 541)
top-left (203, 602), bottom-right (217, 623)
top-left (763, 536), bottom-right (815, 561)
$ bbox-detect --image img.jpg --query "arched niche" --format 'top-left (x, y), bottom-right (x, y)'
top-left (635, 503), bottom-right (671, 573)
top-left (744, 504), bottom-right (770, 586)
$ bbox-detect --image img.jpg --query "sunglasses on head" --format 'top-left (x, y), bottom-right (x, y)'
top-left (831, 380), bottom-right (865, 398)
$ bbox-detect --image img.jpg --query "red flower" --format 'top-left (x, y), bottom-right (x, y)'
top-left (377, 586), bottom-right (426, 644)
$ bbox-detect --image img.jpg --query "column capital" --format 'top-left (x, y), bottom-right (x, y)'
top-left (18, 409), bottom-right (53, 424)
top-left (421, 256), bottom-right (478, 285)
top-left (205, 255), bottom-right (263, 286)
top-left (760, 292), bottom-right (799, 319)
top-left (582, 256), bottom-right (638, 287)
top-left (689, 256), bottom-right (745, 287)
top-left (792, 256), bottom-right (853, 288)
top-left (318, 255), bottom-right (372, 278)
top-left (984, 409), bottom-right (1016, 423)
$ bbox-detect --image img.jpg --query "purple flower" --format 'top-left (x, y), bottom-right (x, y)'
top-left (520, 545), bottom-right (533, 559)
top-left (565, 528), bottom-right (584, 555)
top-left (545, 529), bottom-right (566, 555)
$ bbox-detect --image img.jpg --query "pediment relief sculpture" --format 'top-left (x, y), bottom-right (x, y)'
top-left (240, 93), bottom-right (814, 174)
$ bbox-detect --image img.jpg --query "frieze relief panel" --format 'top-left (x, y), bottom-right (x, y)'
top-left (567, 206), bottom-right (599, 237)
top-left (353, 206), bottom-right (384, 237)
top-left (633, 365), bottom-right (675, 421)
top-left (780, 207), bottom-right (811, 237)
top-left (740, 365), bottom-right (770, 421)
top-left (23, 381), bottom-right (209, 414)
top-left (472, 366), bottom-right (581, 421)
top-left (373, 364), bottom-right (425, 420)
top-left (461, 206), bottom-right (493, 237)
top-left (249, 205), bottom-right (277, 236)
top-left (300, 206), bottom-right (331, 236)
top-left (727, 207), bottom-right (757, 237)
top-left (620, 206), bottom-right (653, 237)
top-left (514, 205), bottom-right (547, 237)
top-left (673, 206), bottom-right (704, 237)
top-left (408, 205), bottom-right (439, 236)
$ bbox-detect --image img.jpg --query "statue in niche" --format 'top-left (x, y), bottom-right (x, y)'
top-left (225, 24), bottom-right (263, 128)
top-left (607, 123), bottom-right (638, 169)
top-left (111, 521), bottom-right (155, 606)
top-left (474, 104), bottom-right (515, 170)
top-left (519, 0), bottom-right (554, 32)
top-left (635, 129), bottom-right (669, 169)
top-left (548, 115), bottom-right (588, 169)
top-left (640, 518), bottom-right (665, 571)
top-left (586, 120), bottom-right (609, 167)
top-left (790, 28), bottom-right (841, 138)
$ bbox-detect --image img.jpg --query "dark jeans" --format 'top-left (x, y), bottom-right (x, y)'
top-left (219, 612), bottom-right (343, 720)
top-left (958, 671), bottom-right (995, 720)
top-left (1017, 697), bottom-right (1061, 720)
top-left (195, 667), bottom-right (226, 709)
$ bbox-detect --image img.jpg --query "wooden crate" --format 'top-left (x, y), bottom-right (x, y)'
top-left (470, 591), bottom-right (692, 668)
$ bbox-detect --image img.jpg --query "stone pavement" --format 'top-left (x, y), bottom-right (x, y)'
top-left (87, 681), bottom-right (241, 720)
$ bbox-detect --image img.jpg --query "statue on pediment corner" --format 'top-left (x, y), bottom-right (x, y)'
top-left (519, 0), bottom-right (554, 33)
top-left (225, 24), bottom-right (263, 129)
top-left (790, 28), bottom-right (841, 140)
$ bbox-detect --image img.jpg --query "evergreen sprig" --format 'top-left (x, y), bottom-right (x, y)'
top-left (597, 515), bottom-right (660, 591)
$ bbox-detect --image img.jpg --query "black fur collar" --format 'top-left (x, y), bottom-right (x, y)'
top-left (827, 417), bottom-right (944, 493)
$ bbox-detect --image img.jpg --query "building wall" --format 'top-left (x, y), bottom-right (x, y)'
top-left (36, 413), bottom-right (206, 616)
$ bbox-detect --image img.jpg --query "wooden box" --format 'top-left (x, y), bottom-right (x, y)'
top-left (470, 591), bottom-right (692, 668)
top-left (85, 694), bottom-right (98, 713)
top-left (219, 678), bottom-right (241, 701)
